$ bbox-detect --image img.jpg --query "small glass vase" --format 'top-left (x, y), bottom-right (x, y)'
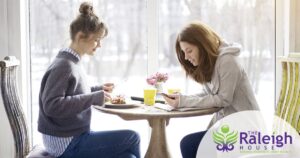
top-left (154, 82), bottom-right (164, 93)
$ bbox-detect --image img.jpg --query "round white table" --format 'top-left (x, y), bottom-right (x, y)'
top-left (93, 104), bottom-right (221, 158)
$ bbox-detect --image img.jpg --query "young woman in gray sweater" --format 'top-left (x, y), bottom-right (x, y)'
top-left (163, 21), bottom-right (259, 158)
top-left (38, 2), bottom-right (140, 158)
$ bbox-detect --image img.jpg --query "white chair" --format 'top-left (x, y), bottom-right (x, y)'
top-left (0, 56), bottom-right (54, 158)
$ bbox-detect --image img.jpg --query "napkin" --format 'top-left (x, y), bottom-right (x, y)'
top-left (154, 103), bottom-right (207, 112)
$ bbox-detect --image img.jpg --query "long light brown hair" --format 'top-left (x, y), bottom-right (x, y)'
top-left (175, 21), bottom-right (221, 84)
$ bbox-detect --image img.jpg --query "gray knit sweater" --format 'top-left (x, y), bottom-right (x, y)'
top-left (38, 51), bottom-right (104, 137)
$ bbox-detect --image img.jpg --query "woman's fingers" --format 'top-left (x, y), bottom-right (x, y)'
top-left (103, 83), bottom-right (115, 93)
top-left (104, 92), bottom-right (112, 102)
top-left (168, 93), bottom-right (179, 99)
top-left (104, 83), bottom-right (115, 87)
top-left (163, 95), bottom-right (179, 108)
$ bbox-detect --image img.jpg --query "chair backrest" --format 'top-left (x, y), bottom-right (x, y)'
top-left (0, 56), bottom-right (30, 158)
top-left (275, 57), bottom-right (300, 134)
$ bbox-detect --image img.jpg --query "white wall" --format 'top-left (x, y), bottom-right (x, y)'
top-left (275, 0), bottom-right (300, 103)
top-left (0, 0), bottom-right (29, 157)
top-left (0, 0), bottom-right (16, 156)
top-left (289, 0), bottom-right (300, 52)
top-left (296, 0), bottom-right (300, 51)
top-left (275, 0), bottom-right (285, 104)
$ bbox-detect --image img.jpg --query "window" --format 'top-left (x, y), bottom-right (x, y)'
top-left (29, 0), bottom-right (275, 157)
top-left (29, 0), bottom-right (149, 152)
top-left (158, 0), bottom-right (275, 156)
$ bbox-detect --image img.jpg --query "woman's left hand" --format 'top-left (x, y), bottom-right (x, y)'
top-left (102, 83), bottom-right (115, 93)
top-left (104, 91), bottom-right (112, 102)
top-left (162, 93), bottom-right (180, 108)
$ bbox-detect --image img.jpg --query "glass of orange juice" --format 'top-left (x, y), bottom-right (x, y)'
top-left (144, 89), bottom-right (157, 106)
top-left (167, 88), bottom-right (181, 95)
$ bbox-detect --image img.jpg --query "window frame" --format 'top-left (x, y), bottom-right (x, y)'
top-left (147, 0), bottom-right (159, 75)
top-left (275, 0), bottom-right (293, 104)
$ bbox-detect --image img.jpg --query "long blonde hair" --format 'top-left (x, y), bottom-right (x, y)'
top-left (175, 21), bottom-right (221, 84)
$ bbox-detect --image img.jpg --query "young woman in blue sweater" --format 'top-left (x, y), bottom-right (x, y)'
top-left (38, 2), bottom-right (140, 158)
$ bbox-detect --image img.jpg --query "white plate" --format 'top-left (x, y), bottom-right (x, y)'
top-left (104, 103), bottom-right (140, 109)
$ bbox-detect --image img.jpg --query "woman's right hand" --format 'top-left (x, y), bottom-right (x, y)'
top-left (104, 91), bottom-right (112, 102)
top-left (102, 83), bottom-right (115, 93)
top-left (162, 93), bottom-right (180, 108)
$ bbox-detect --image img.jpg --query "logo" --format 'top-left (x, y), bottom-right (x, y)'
top-left (212, 124), bottom-right (293, 153)
top-left (213, 125), bottom-right (238, 152)
top-left (198, 112), bottom-right (300, 157)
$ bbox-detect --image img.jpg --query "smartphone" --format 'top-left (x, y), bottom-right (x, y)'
top-left (158, 92), bottom-right (176, 99)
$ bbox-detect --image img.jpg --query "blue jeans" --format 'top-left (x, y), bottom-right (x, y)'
top-left (180, 131), bottom-right (207, 158)
top-left (59, 130), bottom-right (140, 158)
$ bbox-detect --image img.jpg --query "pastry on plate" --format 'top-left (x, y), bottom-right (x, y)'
top-left (111, 95), bottom-right (126, 104)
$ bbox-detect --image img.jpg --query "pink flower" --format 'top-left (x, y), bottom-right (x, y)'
top-left (155, 72), bottom-right (168, 82)
top-left (146, 77), bottom-right (157, 86)
top-left (146, 72), bottom-right (168, 85)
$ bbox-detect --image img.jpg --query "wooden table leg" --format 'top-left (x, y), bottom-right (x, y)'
top-left (145, 118), bottom-right (171, 158)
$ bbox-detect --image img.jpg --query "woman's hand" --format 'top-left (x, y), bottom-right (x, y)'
top-left (104, 91), bottom-right (112, 102)
top-left (162, 93), bottom-right (180, 108)
top-left (102, 83), bottom-right (115, 93)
